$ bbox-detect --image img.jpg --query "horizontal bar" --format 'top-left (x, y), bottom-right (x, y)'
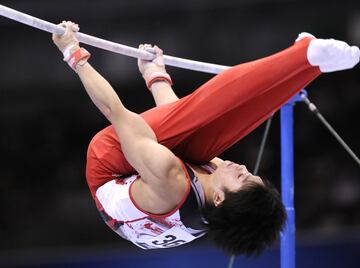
top-left (0, 4), bottom-right (231, 74)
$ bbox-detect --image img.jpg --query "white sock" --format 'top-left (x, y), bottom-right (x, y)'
top-left (295, 32), bottom-right (315, 42)
top-left (307, 38), bottom-right (360, 72)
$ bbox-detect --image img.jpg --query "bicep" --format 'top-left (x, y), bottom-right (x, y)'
top-left (109, 106), bottom-right (183, 184)
top-left (109, 109), bottom-right (188, 214)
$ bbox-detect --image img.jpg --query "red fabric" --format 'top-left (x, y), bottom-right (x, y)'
top-left (86, 37), bottom-right (321, 197)
top-left (67, 48), bottom-right (91, 70)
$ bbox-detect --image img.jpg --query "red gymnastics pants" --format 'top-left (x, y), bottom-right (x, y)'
top-left (86, 37), bottom-right (321, 197)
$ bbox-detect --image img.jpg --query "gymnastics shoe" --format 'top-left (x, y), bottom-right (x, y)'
top-left (297, 32), bottom-right (360, 72)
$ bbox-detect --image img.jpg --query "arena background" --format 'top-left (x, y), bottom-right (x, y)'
top-left (0, 0), bottom-right (359, 267)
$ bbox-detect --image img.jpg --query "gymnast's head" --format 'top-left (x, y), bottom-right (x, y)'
top-left (202, 160), bottom-right (286, 256)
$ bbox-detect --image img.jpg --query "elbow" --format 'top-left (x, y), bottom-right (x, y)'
top-left (92, 98), bottom-right (116, 121)
top-left (106, 106), bottom-right (120, 123)
top-left (93, 103), bottom-right (119, 123)
top-left (102, 108), bottom-right (112, 121)
top-left (103, 99), bottom-right (124, 122)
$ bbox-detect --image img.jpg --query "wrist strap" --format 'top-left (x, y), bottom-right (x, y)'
top-left (62, 44), bottom-right (77, 61)
top-left (66, 48), bottom-right (91, 71)
top-left (146, 72), bottom-right (173, 89)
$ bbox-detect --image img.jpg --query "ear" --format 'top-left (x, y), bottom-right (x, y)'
top-left (213, 189), bottom-right (225, 207)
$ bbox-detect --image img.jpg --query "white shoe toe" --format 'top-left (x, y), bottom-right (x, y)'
top-left (295, 32), bottom-right (316, 42)
top-left (307, 38), bottom-right (360, 72)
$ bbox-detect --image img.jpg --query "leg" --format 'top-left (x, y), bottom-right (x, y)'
top-left (143, 37), bottom-right (321, 162)
top-left (177, 35), bottom-right (359, 162)
top-left (171, 67), bottom-right (318, 163)
top-left (87, 37), bottom-right (319, 195)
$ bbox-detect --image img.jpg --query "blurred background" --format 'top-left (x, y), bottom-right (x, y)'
top-left (0, 0), bottom-right (359, 267)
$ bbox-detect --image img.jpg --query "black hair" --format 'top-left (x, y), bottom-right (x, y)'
top-left (202, 178), bottom-right (286, 256)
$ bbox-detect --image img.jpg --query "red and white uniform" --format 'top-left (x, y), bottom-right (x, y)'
top-left (95, 163), bottom-right (210, 249)
top-left (87, 37), bottom-right (322, 249)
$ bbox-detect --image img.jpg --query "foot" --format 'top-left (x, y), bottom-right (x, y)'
top-left (305, 36), bottom-right (360, 72)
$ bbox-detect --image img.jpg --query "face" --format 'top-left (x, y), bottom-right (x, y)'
top-left (212, 160), bottom-right (264, 206)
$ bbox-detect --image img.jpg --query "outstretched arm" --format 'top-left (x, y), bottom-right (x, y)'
top-left (52, 22), bottom-right (187, 213)
top-left (77, 63), bottom-right (183, 183)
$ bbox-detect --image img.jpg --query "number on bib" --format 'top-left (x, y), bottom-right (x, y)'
top-left (152, 235), bottom-right (186, 248)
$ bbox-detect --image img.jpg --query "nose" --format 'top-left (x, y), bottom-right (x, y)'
top-left (235, 164), bottom-right (248, 174)
top-left (252, 175), bottom-right (264, 185)
top-left (239, 165), bottom-right (248, 171)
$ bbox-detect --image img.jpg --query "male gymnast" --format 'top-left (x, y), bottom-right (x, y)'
top-left (52, 21), bottom-right (359, 255)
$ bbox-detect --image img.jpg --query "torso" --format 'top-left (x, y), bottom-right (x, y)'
top-left (95, 162), bottom-right (211, 249)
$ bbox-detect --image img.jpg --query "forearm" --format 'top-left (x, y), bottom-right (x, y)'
top-left (150, 81), bottom-right (179, 106)
top-left (137, 45), bottom-right (179, 106)
top-left (77, 62), bottom-right (124, 120)
top-left (76, 62), bottom-right (157, 169)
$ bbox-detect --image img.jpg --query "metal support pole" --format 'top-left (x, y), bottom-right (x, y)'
top-left (280, 90), bottom-right (306, 268)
